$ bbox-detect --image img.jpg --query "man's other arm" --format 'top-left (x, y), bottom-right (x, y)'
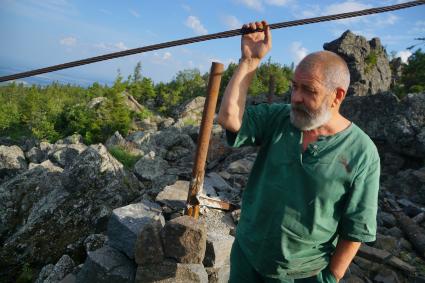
top-left (217, 21), bottom-right (271, 133)
top-left (329, 239), bottom-right (361, 282)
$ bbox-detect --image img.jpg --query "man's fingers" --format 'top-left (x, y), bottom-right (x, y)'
top-left (262, 20), bottom-right (272, 45)
top-left (249, 22), bottom-right (256, 31)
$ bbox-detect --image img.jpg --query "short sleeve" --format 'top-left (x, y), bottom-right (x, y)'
top-left (338, 157), bottom-right (380, 242)
top-left (226, 103), bottom-right (289, 148)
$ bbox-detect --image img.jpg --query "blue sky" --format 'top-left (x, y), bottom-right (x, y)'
top-left (0, 0), bottom-right (424, 86)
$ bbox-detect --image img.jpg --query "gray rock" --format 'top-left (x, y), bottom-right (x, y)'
top-left (83, 234), bottom-right (107, 252)
top-left (341, 92), bottom-right (425, 158)
top-left (55, 134), bottom-right (84, 145)
top-left (162, 215), bottom-right (207, 264)
top-left (205, 265), bottom-right (230, 283)
top-left (87, 97), bottom-right (107, 109)
top-left (76, 245), bottom-right (136, 283)
top-left (135, 220), bottom-right (164, 265)
top-left (379, 211), bottom-right (397, 228)
top-left (135, 261), bottom-right (208, 283)
top-left (323, 30), bottom-right (391, 96)
top-left (36, 264), bottom-right (55, 283)
top-left (48, 143), bottom-right (87, 168)
top-left (156, 180), bottom-right (189, 209)
top-left (0, 144), bottom-right (140, 282)
top-left (158, 117), bottom-right (175, 130)
top-left (203, 232), bottom-right (234, 268)
top-left (373, 267), bottom-right (401, 283)
top-left (134, 154), bottom-right (169, 181)
top-left (374, 234), bottom-right (398, 254)
top-left (28, 160), bottom-right (63, 172)
top-left (59, 273), bottom-right (76, 283)
top-left (107, 201), bottom-right (165, 259)
top-left (172, 96), bottom-right (205, 121)
top-left (0, 145), bottom-right (27, 178)
top-left (382, 167), bottom-right (425, 206)
top-left (105, 131), bottom-right (126, 149)
top-left (26, 146), bottom-right (46, 164)
top-left (35, 255), bottom-right (75, 283)
top-left (228, 159), bottom-right (253, 174)
top-left (386, 227), bottom-right (403, 238)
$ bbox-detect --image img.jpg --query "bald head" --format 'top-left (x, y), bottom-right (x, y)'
top-left (296, 51), bottom-right (350, 93)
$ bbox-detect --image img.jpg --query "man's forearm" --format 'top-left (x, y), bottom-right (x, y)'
top-left (329, 239), bottom-right (361, 281)
top-left (217, 58), bottom-right (260, 132)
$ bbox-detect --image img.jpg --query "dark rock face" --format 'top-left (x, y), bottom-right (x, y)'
top-left (324, 30), bottom-right (392, 96)
top-left (0, 144), bottom-right (141, 282)
top-left (341, 92), bottom-right (425, 158)
top-left (76, 245), bottom-right (136, 283)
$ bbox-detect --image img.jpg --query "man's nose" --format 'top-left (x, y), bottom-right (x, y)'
top-left (291, 89), bottom-right (303, 104)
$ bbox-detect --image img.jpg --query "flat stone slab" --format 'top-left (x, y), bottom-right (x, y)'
top-left (76, 245), bottom-right (136, 283)
top-left (135, 261), bottom-right (208, 283)
top-left (162, 215), bottom-right (206, 264)
top-left (107, 200), bottom-right (165, 259)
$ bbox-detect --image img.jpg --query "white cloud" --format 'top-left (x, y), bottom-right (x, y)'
top-left (129, 9), bottom-right (140, 18)
top-left (60, 36), bottom-right (77, 46)
top-left (115, 42), bottom-right (128, 51)
top-left (185, 16), bottom-right (208, 35)
top-left (94, 42), bottom-right (128, 51)
top-left (222, 15), bottom-right (242, 29)
top-left (163, 52), bottom-right (172, 60)
top-left (325, 1), bottom-right (371, 15)
top-left (324, 1), bottom-right (372, 24)
top-left (151, 52), bottom-right (173, 64)
top-left (374, 13), bottom-right (399, 26)
top-left (396, 50), bottom-right (412, 63)
top-left (264, 0), bottom-right (291, 6)
top-left (235, 0), bottom-right (263, 11)
top-left (290, 42), bottom-right (308, 64)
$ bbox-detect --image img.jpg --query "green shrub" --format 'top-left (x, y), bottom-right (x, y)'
top-left (108, 146), bottom-right (141, 169)
top-left (16, 263), bottom-right (33, 283)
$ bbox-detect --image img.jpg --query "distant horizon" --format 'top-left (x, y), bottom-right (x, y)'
top-left (1, 0), bottom-right (424, 86)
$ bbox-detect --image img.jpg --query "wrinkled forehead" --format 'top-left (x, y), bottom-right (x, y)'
top-left (293, 65), bottom-right (325, 87)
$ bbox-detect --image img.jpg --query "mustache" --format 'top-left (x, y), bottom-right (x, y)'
top-left (291, 104), bottom-right (313, 117)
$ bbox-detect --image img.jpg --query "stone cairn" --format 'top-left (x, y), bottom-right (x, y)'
top-left (73, 200), bottom-right (234, 283)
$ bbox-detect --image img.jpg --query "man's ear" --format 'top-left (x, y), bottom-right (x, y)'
top-left (331, 87), bottom-right (346, 108)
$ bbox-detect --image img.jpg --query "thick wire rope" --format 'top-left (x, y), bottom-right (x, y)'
top-left (1, 0), bottom-right (424, 82)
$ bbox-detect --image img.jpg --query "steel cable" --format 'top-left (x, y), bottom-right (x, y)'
top-left (1, 0), bottom-right (424, 82)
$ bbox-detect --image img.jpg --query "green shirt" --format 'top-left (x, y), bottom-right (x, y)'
top-left (226, 103), bottom-right (380, 280)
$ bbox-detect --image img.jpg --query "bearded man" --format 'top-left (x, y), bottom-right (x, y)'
top-left (217, 21), bottom-right (380, 283)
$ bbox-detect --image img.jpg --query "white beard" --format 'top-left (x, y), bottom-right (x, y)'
top-left (290, 100), bottom-right (332, 131)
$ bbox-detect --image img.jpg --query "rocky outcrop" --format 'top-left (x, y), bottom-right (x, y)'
top-left (324, 30), bottom-right (392, 96)
top-left (0, 143), bottom-right (141, 282)
top-left (341, 92), bottom-right (425, 158)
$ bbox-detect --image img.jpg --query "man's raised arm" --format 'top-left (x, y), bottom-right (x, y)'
top-left (217, 21), bottom-right (272, 133)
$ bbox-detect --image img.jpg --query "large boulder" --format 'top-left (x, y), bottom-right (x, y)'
top-left (341, 92), bottom-right (425, 158)
top-left (323, 30), bottom-right (392, 96)
top-left (0, 144), bottom-right (141, 282)
top-left (135, 261), bottom-right (208, 283)
top-left (107, 201), bottom-right (165, 259)
top-left (0, 145), bottom-right (27, 179)
top-left (76, 245), bottom-right (136, 283)
top-left (161, 215), bottom-right (207, 264)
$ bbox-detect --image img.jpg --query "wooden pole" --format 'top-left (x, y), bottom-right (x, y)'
top-left (185, 62), bottom-right (224, 218)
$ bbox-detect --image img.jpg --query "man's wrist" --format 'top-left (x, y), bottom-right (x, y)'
top-left (239, 57), bottom-right (261, 67)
